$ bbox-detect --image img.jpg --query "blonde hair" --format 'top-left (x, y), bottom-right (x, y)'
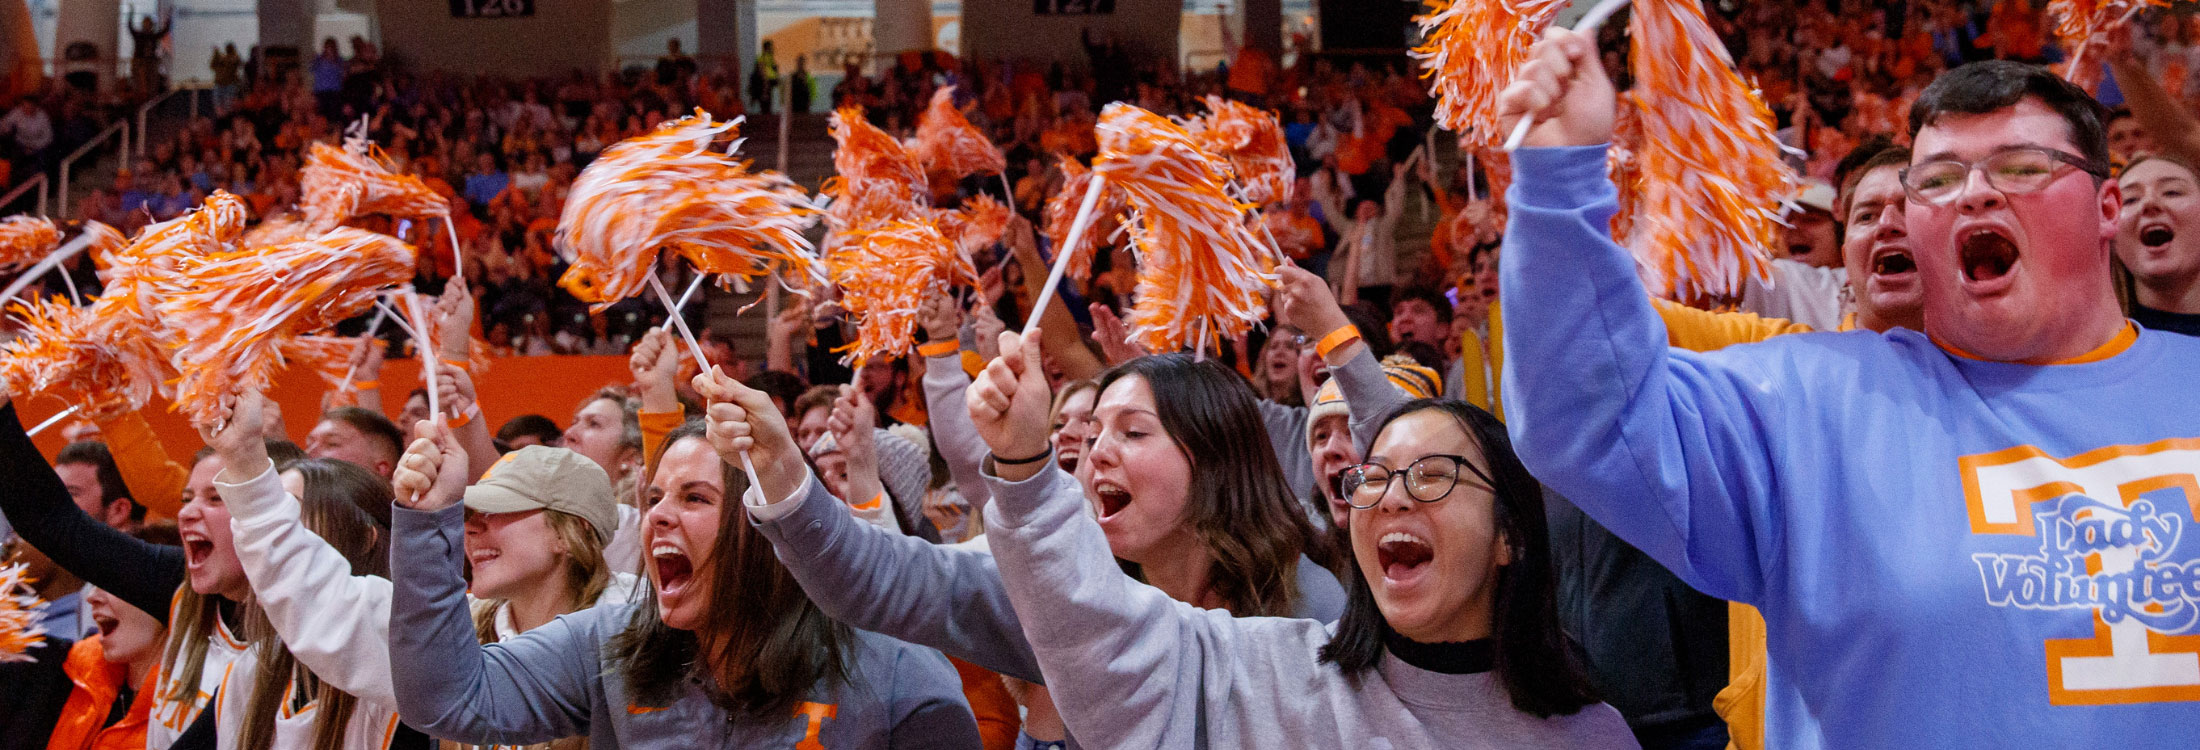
top-left (471, 509), bottom-right (614, 644)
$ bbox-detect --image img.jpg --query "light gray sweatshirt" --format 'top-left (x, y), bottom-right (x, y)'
top-left (751, 471), bottom-right (1345, 683)
top-left (983, 464), bottom-right (1642, 750)
top-left (389, 502), bottom-right (982, 750)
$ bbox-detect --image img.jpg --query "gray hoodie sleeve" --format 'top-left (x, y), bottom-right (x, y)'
top-left (1331, 344), bottom-right (1410, 452)
top-left (981, 462), bottom-right (1323, 749)
top-left (751, 474), bottom-right (1044, 683)
top-left (921, 352), bottom-right (995, 510)
top-left (389, 502), bottom-right (599, 745)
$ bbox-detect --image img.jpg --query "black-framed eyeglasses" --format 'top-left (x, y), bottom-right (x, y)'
top-left (1900, 146), bottom-right (2109, 205)
top-left (1340, 454), bottom-right (1496, 509)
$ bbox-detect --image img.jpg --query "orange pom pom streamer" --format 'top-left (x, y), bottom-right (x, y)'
top-left (1043, 156), bottom-right (1126, 282)
top-left (300, 141), bottom-right (450, 233)
top-left (914, 86), bottom-right (1006, 180)
top-left (0, 561), bottom-right (49, 664)
top-left (1623, 0), bottom-right (1800, 306)
top-left (0, 216), bottom-right (59, 270)
top-left (2048, 0), bottom-right (2167, 86)
top-left (1093, 103), bottom-right (1278, 354)
top-left (1413, 0), bottom-right (1570, 147)
top-left (158, 227), bottom-right (417, 424)
top-left (556, 111), bottom-right (820, 309)
top-left (827, 219), bottom-right (978, 366)
top-left (822, 107), bottom-right (929, 238)
top-left (78, 221), bottom-right (125, 271)
top-left (1188, 96), bottom-right (1296, 205)
top-left (0, 295), bottom-right (158, 420)
top-left (932, 193), bottom-right (1012, 259)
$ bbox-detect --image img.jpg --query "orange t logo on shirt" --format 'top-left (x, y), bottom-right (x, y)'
top-left (792, 702), bottom-right (837, 749)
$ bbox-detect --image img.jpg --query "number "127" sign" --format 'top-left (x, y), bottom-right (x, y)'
top-left (451, 0), bottom-right (533, 18)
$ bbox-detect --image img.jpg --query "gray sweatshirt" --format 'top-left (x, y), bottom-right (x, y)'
top-left (751, 472), bottom-right (1346, 687)
top-left (982, 464), bottom-right (1641, 750)
top-left (389, 502), bottom-right (982, 750)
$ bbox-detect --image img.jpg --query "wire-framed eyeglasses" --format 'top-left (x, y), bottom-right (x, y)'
top-left (1340, 454), bottom-right (1496, 509)
top-left (1900, 146), bottom-right (2109, 205)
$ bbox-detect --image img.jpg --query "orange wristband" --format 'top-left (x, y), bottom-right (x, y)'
top-left (446, 404), bottom-right (481, 429)
top-left (1314, 325), bottom-right (1361, 359)
top-left (917, 339), bottom-right (960, 358)
top-left (351, 380), bottom-right (379, 390)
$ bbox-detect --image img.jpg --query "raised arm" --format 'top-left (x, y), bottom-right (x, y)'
top-left (1494, 32), bottom-right (1787, 603)
top-left (209, 391), bottom-right (399, 711)
top-left (629, 327), bottom-right (685, 476)
top-left (387, 420), bottom-right (598, 744)
top-left (966, 331), bottom-right (1302, 747)
top-left (702, 368), bottom-right (1046, 682)
top-left (0, 398), bottom-right (185, 620)
top-left (918, 297), bottom-right (992, 510)
top-left (1274, 264), bottom-right (1410, 450)
top-left (2107, 26), bottom-right (2200, 167)
top-left (93, 408), bottom-right (190, 519)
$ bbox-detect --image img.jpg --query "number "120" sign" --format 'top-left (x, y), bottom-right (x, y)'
top-left (451, 0), bottom-right (533, 18)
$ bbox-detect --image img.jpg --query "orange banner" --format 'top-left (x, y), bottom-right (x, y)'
top-left (19, 355), bottom-right (638, 461)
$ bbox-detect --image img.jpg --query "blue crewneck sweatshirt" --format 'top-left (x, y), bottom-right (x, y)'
top-left (1500, 144), bottom-right (2200, 748)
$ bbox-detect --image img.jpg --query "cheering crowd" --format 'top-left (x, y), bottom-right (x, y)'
top-left (5, 0), bottom-right (2200, 749)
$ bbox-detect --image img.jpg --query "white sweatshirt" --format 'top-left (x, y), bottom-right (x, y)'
top-left (219, 466), bottom-right (639, 715)
top-left (145, 603), bottom-right (249, 749)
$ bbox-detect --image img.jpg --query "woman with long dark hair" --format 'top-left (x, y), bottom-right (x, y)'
top-left (712, 350), bottom-right (1347, 749)
top-left (384, 418), bottom-right (979, 748)
top-left (954, 332), bottom-right (1637, 748)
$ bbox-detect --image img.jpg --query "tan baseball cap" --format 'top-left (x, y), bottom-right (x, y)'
top-left (462, 446), bottom-right (618, 546)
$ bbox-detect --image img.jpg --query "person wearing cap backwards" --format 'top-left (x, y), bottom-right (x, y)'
top-left (215, 394), bottom-right (638, 720)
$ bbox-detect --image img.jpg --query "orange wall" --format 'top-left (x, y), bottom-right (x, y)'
top-left (20, 355), bottom-right (638, 460)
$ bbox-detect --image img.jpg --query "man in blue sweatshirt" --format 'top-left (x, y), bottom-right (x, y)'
top-left (1495, 30), bottom-right (2200, 749)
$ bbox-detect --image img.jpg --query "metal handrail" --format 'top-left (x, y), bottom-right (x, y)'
top-left (137, 89), bottom-right (179, 155)
top-left (58, 121), bottom-right (129, 219)
top-left (0, 174), bottom-right (49, 217)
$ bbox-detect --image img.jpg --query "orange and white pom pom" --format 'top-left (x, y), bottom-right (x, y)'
top-left (158, 227), bottom-right (417, 424)
top-left (1414, 0), bottom-right (1570, 147)
top-left (2048, 0), bottom-right (2167, 86)
top-left (77, 221), bottom-right (126, 271)
top-left (1188, 96), bottom-right (1296, 205)
top-left (827, 219), bottom-right (978, 365)
top-left (915, 86), bottom-right (1006, 180)
top-left (0, 295), bottom-right (149, 419)
top-left (557, 111), bottom-right (819, 308)
top-left (0, 215), bottom-right (60, 270)
top-left (932, 193), bottom-right (1013, 259)
top-left (0, 561), bottom-right (48, 664)
top-left (301, 141), bottom-right (450, 232)
top-left (1044, 156), bottom-right (1127, 282)
top-left (1094, 103), bottom-right (1278, 353)
top-left (823, 107), bottom-right (930, 238)
top-left (1624, 0), bottom-right (1801, 306)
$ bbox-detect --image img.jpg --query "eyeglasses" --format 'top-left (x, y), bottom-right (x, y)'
top-left (1900, 146), bottom-right (2109, 205)
top-left (1340, 454), bottom-right (1495, 509)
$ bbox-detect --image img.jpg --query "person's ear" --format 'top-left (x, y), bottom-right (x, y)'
top-left (1493, 528), bottom-right (1513, 568)
top-left (2098, 177), bottom-right (2122, 245)
top-left (102, 497), bottom-right (133, 528)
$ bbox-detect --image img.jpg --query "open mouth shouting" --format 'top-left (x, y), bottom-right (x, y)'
top-left (1870, 245), bottom-right (1917, 278)
top-left (182, 533), bottom-right (215, 571)
top-left (93, 612), bottom-right (119, 638)
top-left (1375, 531), bottom-right (1435, 587)
top-left (651, 543), bottom-right (695, 600)
top-left (1094, 480), bottom-right (1133, 519)
top-left (1956, 223), bottom-right (2021, 294)
top-left (2138, 219), bottom-right (2177, 249)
